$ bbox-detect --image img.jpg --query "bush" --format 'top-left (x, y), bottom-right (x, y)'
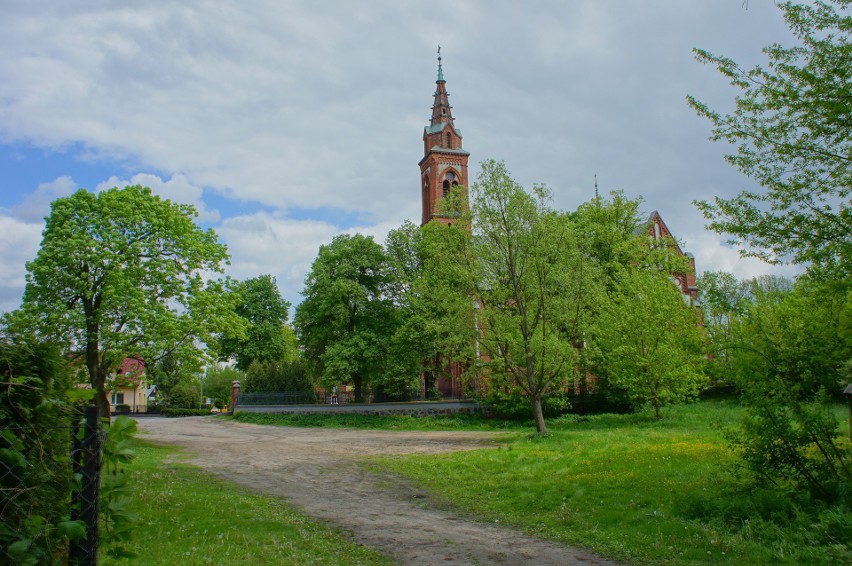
top-left (165, 381), bottom-right (200, 409)
top-left (485, 386), bottom-right (569, 420)
top-left (162, 408), bottom-right (216, 417)
top-left (243, 359), bottom-right (314, 394)
top-left (0, 327), bottom-right (84, 564)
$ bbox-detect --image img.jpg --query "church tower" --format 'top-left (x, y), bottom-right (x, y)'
top-left (419, 49), bottom-right (470, 226)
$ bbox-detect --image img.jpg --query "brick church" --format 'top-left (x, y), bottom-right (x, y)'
top-left (416, 52), bottom-right (700, 399)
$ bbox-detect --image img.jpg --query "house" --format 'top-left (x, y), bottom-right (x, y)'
top-left (108, 357), bottom-right (156, 413)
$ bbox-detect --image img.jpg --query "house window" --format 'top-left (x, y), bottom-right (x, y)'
top-left (111, 392), bottom-right (125, 405)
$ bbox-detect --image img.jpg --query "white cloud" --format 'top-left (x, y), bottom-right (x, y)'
top-left (10, 176), bottom-right (77, 222)
top-left (0, 0), bottom-right (808, 307)
top-left (216, 212), bottom-right (340, 304)
top-left (0, 215), bottom-right (42, 313)
top-left (687, 231), bottom-right (804, 282)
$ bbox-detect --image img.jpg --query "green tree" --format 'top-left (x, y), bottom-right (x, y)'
top-left (572, 191), bottom-right (645, 291)
top-left (21, 186), bottom-right (245, 418)
top-left (722, 275), bottom-right (852, 499)
top-left (166, 379), bottom-right (201, 409)
top-left (573, 191), bottom-right (695, 407)
top-left (688, 0), bottom-right (851, 276)
top-left (145, 346), bottom-right (204, 399)
top-left (591, 268), bottom-right (706, 419)
top-left (729, 275), bottom-right (848, 403)
top-left (384, 221), bottom-right (474, 400)
top-left (441, 160), bottom-right (589, 433)
top-left (243, 359), bottom-right (315, 396)
top-left (218, 274), bottom-right (294, 370)
top-left (698, 270), bottom-right (751, 384)
top-left (202, 365), bottom-right (243, 407)
top-left (294, 234), bottom-right (395, 402)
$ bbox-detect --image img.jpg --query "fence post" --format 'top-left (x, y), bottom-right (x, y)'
top-left (70, 405), bottom-right (102, 566)
top-left (230, 380), bottom-right (241, 414)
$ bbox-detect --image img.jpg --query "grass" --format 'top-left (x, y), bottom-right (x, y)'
top-left (115, 401), bottom-right (852, 564)
top-left (231, 410), bottom-right (528, 431)
top-left (366, 400), bottom-right (852, 565)
top-left (100, 439), bottom-right (393, 566)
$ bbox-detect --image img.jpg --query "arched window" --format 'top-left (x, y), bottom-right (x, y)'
top-left (442, 180), bottom-right (450, 197)
top-left (446, 132), bottom-right (452, 148)
top-left (423, 176), bottom-right (430, 217)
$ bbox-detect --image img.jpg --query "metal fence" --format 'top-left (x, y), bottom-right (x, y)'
top-left (1, 405), bottom-right (102, 565)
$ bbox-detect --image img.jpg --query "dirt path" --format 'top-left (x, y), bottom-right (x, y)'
top-left (137, 417), bottom-right (620, 566)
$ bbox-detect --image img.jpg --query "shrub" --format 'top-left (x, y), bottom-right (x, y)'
top-left (162, 408), bottom-right (215, 417)
top-left (164, 381), bottom-right (200, 409)
top-left (243, 359), bottom-right (314, 394)
top-left (0, 327), bottom-right (85, 564)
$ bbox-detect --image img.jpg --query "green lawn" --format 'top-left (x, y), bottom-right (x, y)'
top-left (367, 400), bottom-right (851, 565)
top-left (113, 401), bottom-right (851, 564)
top-left (231, 410), bottom-right (527, 431)
top-left (100, 440), bottom-right (392, 566)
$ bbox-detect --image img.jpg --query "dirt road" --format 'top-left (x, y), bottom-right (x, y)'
top-left (137, 417), bottom-right (619, 566)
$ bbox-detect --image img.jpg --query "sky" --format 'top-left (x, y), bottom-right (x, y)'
top-left (0, 0), bottom-right (805, 313)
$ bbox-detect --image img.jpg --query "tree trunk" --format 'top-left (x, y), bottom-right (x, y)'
top-left (353, 373), bottom-right (364, 403)
top-left (532, 395), bottom-right (547, 434)
top-left (85, 337), bottom-right (110, 421)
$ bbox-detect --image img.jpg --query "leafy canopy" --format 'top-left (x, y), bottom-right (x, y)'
top-left (688, 0), bottom-right (851, 276)
top-left (218, 274), bottom-right (293, 370)
top-left (294, 233), bottom-right (396, 402)
top-left (21, 185), bottom-right (244, 416)
top-left (436, 160), bottom-right (591, 433)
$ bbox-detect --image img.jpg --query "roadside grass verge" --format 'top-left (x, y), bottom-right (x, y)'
top-left (231, 410), bottom-right (527, 431)
top-left (370, 400), bottom-right (852, 565)
top-left (101, 439), bottom-right (393, 566)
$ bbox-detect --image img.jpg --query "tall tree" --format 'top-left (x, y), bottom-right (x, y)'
top-left (688, 0), bottom-right (851, 276)
top-left (294, 234), bottom-right (395, 402)
top-left (441, 160), bottom-right (589, 433)
top-left (572, 191), bottom-right (646, 290)
top-left (21, 186), bottom-right (244, 418)
top-left (218, 274), bottom-right (293, 370)
top-left (385, 220), bottom-right (475, 399)
top-left (591, 268), bottom-right (706, 419)
top-left (698, 270), bottom-right (752, 384)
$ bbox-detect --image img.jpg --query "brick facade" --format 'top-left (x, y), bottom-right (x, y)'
top-left (419, 51), bottom-right (469, 226)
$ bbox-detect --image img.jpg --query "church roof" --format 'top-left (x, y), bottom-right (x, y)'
top-left (427, 146), bottom-right (470, 156)
top-left (424, 122), bottom-right (463, 137)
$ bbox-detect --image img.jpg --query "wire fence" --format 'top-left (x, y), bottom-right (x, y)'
top-left (1, 405), bottom-right (102, 565)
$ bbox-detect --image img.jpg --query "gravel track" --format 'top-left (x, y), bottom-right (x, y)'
top-left (137, 416), bottom-right (620, 566)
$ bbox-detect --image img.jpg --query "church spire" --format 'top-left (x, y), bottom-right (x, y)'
top-left (419, 49), bottom-right (469, 226)
top-left (430, 46), bottom-right (454, 128)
